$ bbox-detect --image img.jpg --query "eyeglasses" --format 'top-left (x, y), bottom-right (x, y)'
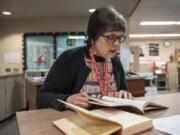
top-left (102, 34), bottom-right (126, 45)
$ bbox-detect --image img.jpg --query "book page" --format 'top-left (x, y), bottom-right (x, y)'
top-left (53, 114), bottom-right (121, 135)
top-left (89, 96), bottom-right (167, 113)
top-left (143, 101), bottom-right (168, 111)
top-left (92, 108), bottom-right (152, 135)
top-left (153, 115), bottom-right (180, 135)
top-left (56, 100), bottom-right (153, 135)
top-left (57, 99), bottom-right (118, 125)
top-left (89, 96), bottom-right (145, 114)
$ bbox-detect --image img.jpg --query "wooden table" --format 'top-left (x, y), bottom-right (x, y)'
top-left (16, 93), bottom-right (180, 135)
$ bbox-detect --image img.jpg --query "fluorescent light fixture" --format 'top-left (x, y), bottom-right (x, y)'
top-left (140, 21), bottom-right (176, 25)
top-left (154, 34), bottom-right (180, 37)
top-left (129, 34), bottom-right (153, 37)
top-left (89, 8), bottom-right (96, 13)
top-left (129, 34), bottom-right (180, 38)
top-left (68, 36), bottom-right (85, 39)
top-left (176, 21), bottom-right (180, 25)
top-left (2, 11), bottom-right (12, 15)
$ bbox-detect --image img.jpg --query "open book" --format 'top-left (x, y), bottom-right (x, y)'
top-left (53, 100), bottom-right (153, 135)
top-left (89, 96), bottom-right (168, 114)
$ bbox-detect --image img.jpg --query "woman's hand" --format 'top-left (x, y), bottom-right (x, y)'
top-left (66, 92), bottom-right (89, 108)
top-left (114, 90), bottom-right (133, 99)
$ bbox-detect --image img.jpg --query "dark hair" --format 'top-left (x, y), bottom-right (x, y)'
top-left (86, 6), bottom-right (126, 47)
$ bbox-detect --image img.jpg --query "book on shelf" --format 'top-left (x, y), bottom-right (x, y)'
top-left (53, 100), bottom-right (153, 135)
top-left (88, 96), bottom-right (168, 114)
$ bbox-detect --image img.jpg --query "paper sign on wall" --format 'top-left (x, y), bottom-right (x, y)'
top-left (4, 52), bottom-right (21, 63)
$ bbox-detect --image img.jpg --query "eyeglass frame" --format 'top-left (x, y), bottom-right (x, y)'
top-left (102, 34), bottom-right (126, 45)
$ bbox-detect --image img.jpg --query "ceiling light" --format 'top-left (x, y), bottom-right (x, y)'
top-left (154, 34), bottom-right (180, 37)
top-left (89, 8), bottom-right (96, 13)
top-left (2, 11), bottom-right (12, 15)
top-left (129, 34), bottom-right (180, 38)
top-left (176, 21), bottom-right (180, 25)
top-left (140, 21), bottom-right (176, 25)
top-left (68, 36), bottom-right (85, 39)
top-left (129, 34), bottom-right (153, 37)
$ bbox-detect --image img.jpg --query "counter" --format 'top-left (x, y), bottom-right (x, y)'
top-left (0, 74), bottom-right (26, 121)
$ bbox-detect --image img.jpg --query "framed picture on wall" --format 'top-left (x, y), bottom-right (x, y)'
top-left (66, 38), bottom-right (76, 46)
top-left (149, 43), bottom-right (159, 56)
top-left (56, 33), bottom-right (85, 57)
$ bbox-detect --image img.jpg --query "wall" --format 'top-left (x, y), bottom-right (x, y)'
top-left (0, 17), bottom-right (131, 75)
top-left (0, 33), bottom-right (23, 74)
top-left (129, 39), bottom-right (180, 72)
top-left (0, 17), bottom-right (88, 74)
top-left (129, 39), bottom-right (180, 89)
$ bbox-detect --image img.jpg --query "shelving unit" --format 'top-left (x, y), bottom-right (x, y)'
top-left (156, 74), bottom-right (168, 90)
top-left (152, 61), bottom-right (168, 90)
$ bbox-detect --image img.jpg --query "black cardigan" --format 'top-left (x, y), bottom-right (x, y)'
top-left (36, 46), bottom-right (127, 110)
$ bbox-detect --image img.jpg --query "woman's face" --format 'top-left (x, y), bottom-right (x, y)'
top-left (92, 31), bottom-right (125, 59)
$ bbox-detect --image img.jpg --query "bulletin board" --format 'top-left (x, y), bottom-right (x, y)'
top-left (24, 34), bottom-right (55, 70)
top-left (23, 32), bottom-right (86, 70)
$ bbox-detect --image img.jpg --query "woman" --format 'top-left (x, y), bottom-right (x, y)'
top-left (37, 6), bottom-right (132, 111)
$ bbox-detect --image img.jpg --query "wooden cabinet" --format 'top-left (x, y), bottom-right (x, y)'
top-left (126, 77), bottom-right (145, 97)
top-left (5, 77), bottom-right (16, 118)
top-left (26, 78), bottom-right (42, 110)
top-left (167, 63), bottom-right (178, 90)
top-left (15, 75), bottom-right (26, 110)
top-left (0, 79), bottom-right (6, 121)
top-left (176, 48), bottom-right (180, 88)
top-left (0, 74), bottom-right (26, 121)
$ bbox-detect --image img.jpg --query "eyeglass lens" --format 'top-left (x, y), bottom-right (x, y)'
top-left (103, 35), bottom-right (126, 44)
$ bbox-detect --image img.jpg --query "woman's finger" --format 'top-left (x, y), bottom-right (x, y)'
top-left (117, 91), bottom-right (123, 98)
top-left (123, 91), bottom-right (128, 99)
